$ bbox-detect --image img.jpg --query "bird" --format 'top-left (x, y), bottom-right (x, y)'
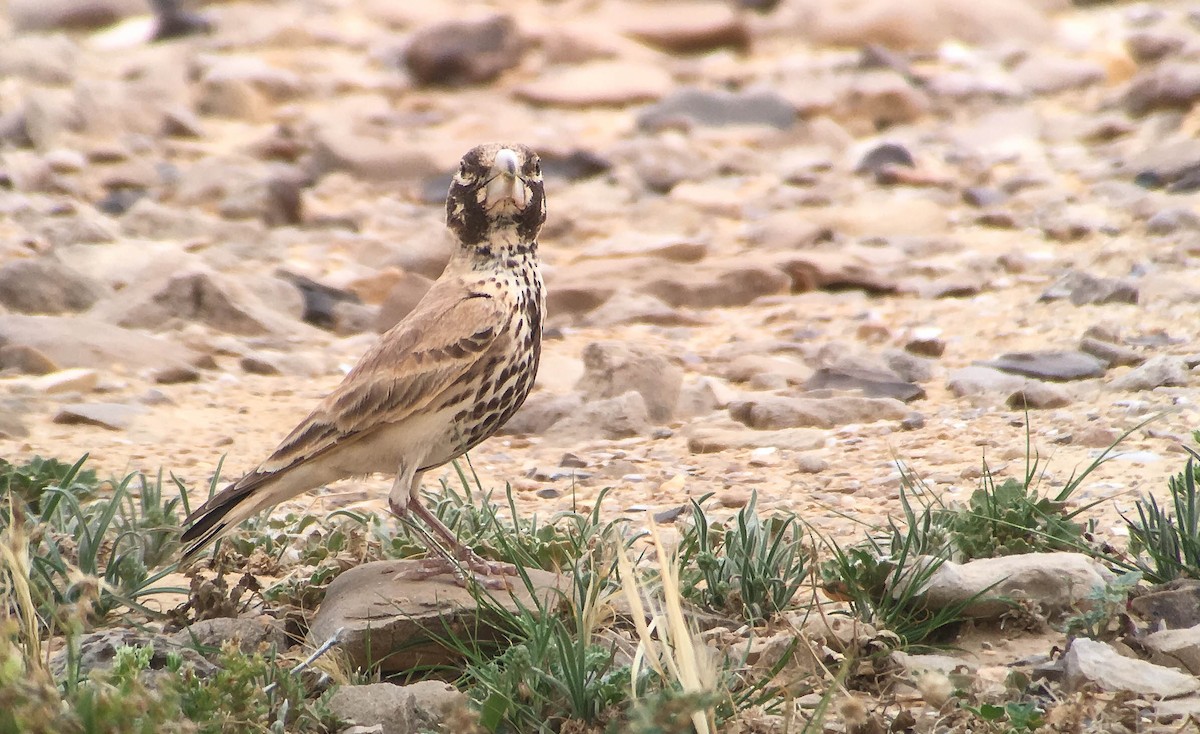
top-left (180, 143), bottom-right (546, 583)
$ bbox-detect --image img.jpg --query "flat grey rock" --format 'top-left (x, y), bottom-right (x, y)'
top-left (308, 559), bottom-right (566, 674)
top-left (0, 315), bottom-right (200, 371)
top-left (1063, 638), bottom-right (1200, 698)
top-left (329, 681), bottom-right (466, 734)
top-left (981, 350), bottom-right (1107, 382)
top-left (53, 402), bottom-right (147, 431)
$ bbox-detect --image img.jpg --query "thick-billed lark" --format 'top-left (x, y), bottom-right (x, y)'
top-left (181, 143), bottom-right (546, 582)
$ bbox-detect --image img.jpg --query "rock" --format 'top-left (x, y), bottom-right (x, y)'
top-left (1126, 30), bottom-right (1187, 64)
top-left (583, 291), bottom-right (701, 328)
top-left (728, 394), bottom-right (909, 430)
top-left (170, 616), bottom-right (289, 655)
top-left (1039, 209), bottom-right (1097, 242)
top-left (773, 250), bottom-right (899, 294)
top-left (643, 263), bottom-right (790, 308)
top-left (1079, 337), bottom-right (1144, 368)
top-left (1109, 355), bottom-right (1189, 391)
top-left (9, 0), bottom-right (143, 32)
top-left (329, 682), bottom-right (466, 734)
top-left (919, 553), bottom-right (1112, 620)
top-left (0, 315), bottom-right (201, 372)
top-left (1155, 696), bottom-right (1200, 724)
top-left (1146, 207), bottom-right (1200, 235)
top-left (154, 365), bottom-right (200, 384)
top-left (576, 342), bottom-right (682, 422)
top-left (402, 15), bottom-right (523, 87)
top-left (902, 333), bottom-right (945, 357)
top-left (805, 366), bottom-right (925, 402)
top-left (375, 272), bottom-right (434, 332)
top-left (1012, 54), bottom-right (1105, 95)
top-left (854, 142), bottom-right (914, 177)
top-left (239, 355), bottom-right (280, 376)
top-left (331, 301), bottom-right (376, 336)
top-left (981, 351), bottom-right (1107, 382)
top-left (119, 199), bottom-right (266, 245)
top-left (548, 391), bottom-right (652, 441)
top-left (687, 424), bottom-right (826, 453)
top-left (1063, 638), bottom-right (1199, 698)
top-left (0, 259), bottom-right (105, 314)
top-left (50, 628), bottom-right (215, 680)
top-left (796, 453), bottom-right (829, 473)
top-left (539, 149), bottom-right (612, 182)
top-left (310, 127), bottom-right (440, 183)
top-left (97, 269), bottom-right (300, 337)
top-left (150, 0), bottom-right (213, 41)
top-left (622, 3), bottom-right (750, 54)
top-left (676, 376), bottom-right (737, 419)
top-left (636, 88), bottom-right (796, 130)
top-left (1125, 139), bottom-right (1200, 191)
top-left (885, 349), bottom-right (935, 383)
top-left (515, 61), bottom-right (672, 106)
top-left (1144, 624), bottom-right (1200, 675)
top-left (1124, 63), bottom-right (1200, 116)
top-left (0, 345), bottom-right (59, 375)
top-left (262, 172), bottom-right (305, 227)
top-left (501, 392), bottom-right (584, 435)
top-left (30, 368), bottom-right (99, 395)
top-left (1039, 270), bottom-right (1138, 306)
top-left (53, 403), bottom-right (146, 431)
top-left (199, 56), bottom-right (304, 108)
top-left (1006, 380), bottom-right (1072, 409)
top-left (745, 211), bottom-right (834, 251)
top-left (308, 560), bottom-right (565, 673)
top-left (799, 0), bottom-right (1049, 51)
top-left (276, 272), bottom-right (362, 331)
top-left (1073, 425), bottom-right (1120, 449)
top-left (1131, 581), bottom-right (1200, 630)
top-left (723, 354), bottom-right (811, 386)
top-left (830, 70), bottom-right (932, 130)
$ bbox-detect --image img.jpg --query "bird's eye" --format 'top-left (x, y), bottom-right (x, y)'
top-left (532, 161), bottom-right (541, 176)
top-left (459, 162), bottom-right (468, 178)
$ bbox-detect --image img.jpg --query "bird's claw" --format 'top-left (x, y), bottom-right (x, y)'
top-left (396, 551), bottom-right (518, 590)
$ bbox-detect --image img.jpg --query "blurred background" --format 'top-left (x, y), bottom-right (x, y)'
top-left (0, 0), bottom-right (1195, 534)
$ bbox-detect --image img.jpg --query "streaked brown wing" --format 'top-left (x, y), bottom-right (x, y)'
top-left (256, 285), bottom-right (506, 473)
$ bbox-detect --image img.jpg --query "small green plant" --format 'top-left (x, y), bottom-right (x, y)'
top-left (1125, 443), bottom-right (1200, 584)
top-left (0, 455), bottom-right (99, 520)
top-left (1, 455), bottom-right (188, 632)
top-left (961, 701), bottom-right (1045, 733)
top-left (1061, 571), bottom-right (1141, 640)
top-left (367, 461), bottom-right (606, 572)
top-left (436, 518), bottom-right (638, 733)
top-left (903, 417), bottom-right (1156, 565)
top-left (0, 620), bottom-right (341, 734)
top-left (677, 492), bottom-right (809, 625)
top-left (942, 472), bottom-right (1090, 561)
top-left (820, 485), bottom-right (981, 649)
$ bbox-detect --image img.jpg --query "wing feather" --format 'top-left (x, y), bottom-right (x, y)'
top-left (182, 282), bottom-right (507, 545)
top-left (259, 287), bottom-right (506, 471)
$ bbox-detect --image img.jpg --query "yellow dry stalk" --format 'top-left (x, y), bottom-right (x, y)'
top-left (617, 521), bottom-right (716, 734)
top-left (0, 510), bottom-right (44, 671)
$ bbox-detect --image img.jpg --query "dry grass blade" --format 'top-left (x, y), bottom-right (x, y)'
top-left (0, 503), bottom-right (43, 671)
top-left (619, 521), bottom-right (716, 734)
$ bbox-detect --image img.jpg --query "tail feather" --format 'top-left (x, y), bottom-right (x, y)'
top-left (179, 463), bottom-right (336, 563)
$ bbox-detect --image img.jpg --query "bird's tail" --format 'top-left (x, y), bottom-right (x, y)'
top-left (179, 463), bottom-right (334, 564)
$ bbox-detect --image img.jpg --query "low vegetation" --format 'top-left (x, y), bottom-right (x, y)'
top-left (2, 425), bottom-right (1199, 732)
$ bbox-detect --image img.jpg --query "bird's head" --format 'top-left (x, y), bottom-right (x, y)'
top-left (446, 143), bottom-right (546, 252)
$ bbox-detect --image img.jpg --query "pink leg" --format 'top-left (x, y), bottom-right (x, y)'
top-left (388, 468), bottom-right (516, 588)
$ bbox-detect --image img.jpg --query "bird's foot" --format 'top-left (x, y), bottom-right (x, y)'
top-left (396, 551), bottom-right (518, 590)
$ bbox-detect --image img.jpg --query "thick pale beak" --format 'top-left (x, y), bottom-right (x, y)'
top-left (484, 148), bottom-right (528, 210)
